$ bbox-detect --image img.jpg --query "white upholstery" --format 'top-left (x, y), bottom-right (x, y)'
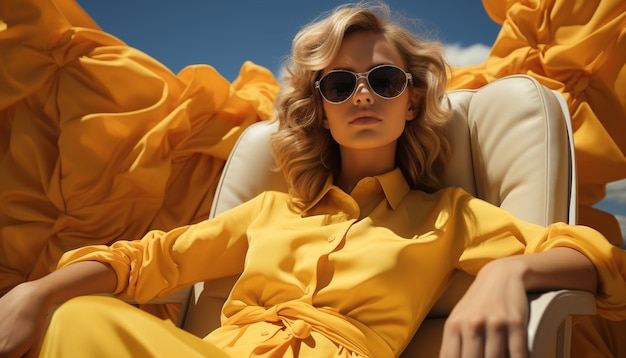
top-left (444, 76), bottom-right (572, 224)
top-left (176, 74), bottom-right (595, 357)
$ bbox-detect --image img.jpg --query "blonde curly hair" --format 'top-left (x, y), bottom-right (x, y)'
top-left (270, 2), bottom-right (452, 212)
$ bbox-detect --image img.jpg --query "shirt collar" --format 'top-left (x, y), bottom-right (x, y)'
top-left (376, 168), bottom-right (410, 210)
top-left (302, 168), bottom-right (410, 215)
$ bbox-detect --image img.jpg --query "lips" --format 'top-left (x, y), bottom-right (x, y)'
top-left (350, 111), bottom-right (381, 125)
top-left (350, 116), bottom-right (381, 125)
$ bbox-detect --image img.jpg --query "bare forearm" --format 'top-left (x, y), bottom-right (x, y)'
top-left (481, 247), bottom-right (598, 293)
top-left (33, 261), bottom-right (118, 307)
top-left (0, 262), bottom-right (117, 357)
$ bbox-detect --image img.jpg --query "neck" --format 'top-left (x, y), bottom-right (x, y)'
top-left (337, 146), bottom-right (396, 192)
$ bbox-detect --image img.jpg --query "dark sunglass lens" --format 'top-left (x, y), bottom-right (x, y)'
top-left (320, 72), bottom-right (356, 102)
top-left (369, 66), bottom-right (407, 98)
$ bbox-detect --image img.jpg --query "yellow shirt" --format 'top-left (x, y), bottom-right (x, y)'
top-left (59, 168), bottom-right (626, 357)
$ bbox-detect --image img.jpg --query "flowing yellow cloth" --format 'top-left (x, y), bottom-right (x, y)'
top-left (0, 0), bottom-right (279, 295)
top-left (447, 0), bottom-right (626, 246)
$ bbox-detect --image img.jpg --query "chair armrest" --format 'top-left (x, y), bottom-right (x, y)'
top-left (104, 286), bottom-right (193, 305)
top-left (528, 290), bottom-right (596, 357)
top-left (145, 287), bottom-right (193, 305)
top-left (109, 286), bottom-right (193, 326)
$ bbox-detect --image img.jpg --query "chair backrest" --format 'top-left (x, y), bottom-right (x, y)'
top-left (180, 75), bottom-right (577, 345)
top-left (443, 76), bottom-right (575, 226)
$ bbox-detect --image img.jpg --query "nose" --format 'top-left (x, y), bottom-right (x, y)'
top-left (352, 76), bottom-right (374, 105)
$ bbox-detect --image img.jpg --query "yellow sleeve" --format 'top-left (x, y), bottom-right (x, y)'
top-left (525, 223), bottom-right (626, 321)
top-left (58, 192), bottom-right (267, 303)
top-left (449, 188), bottom-right (626, 320)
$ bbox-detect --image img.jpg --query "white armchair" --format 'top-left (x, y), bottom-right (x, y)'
top-left (168, 74), bottom-right (596, 357)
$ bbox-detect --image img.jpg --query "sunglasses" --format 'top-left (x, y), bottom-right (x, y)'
top-left (315, 64), bottom-right (412, 104)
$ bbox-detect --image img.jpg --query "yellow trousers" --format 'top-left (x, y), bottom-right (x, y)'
top-left (40, 296), bottom-right (626, 357)
top-left (41, 296), bottom-right (230, 358)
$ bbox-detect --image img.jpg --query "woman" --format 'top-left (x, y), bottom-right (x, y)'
top-left (0, 3), bottom-right (624, 357)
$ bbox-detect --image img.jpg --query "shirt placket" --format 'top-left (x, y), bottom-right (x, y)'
top-left (303, 217), bottom-right (357, 300)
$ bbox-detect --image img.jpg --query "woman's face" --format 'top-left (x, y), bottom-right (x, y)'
top-left (320, 32), bottom-right (416, 154)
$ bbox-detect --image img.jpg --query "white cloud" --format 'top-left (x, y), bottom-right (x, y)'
top-left (444, 43), bottom-right (491, 67)
top-left (606, 179), bottom-right (626, 204)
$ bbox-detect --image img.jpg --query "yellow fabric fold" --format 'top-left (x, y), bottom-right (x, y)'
top-left (0, 0), bottom-right (279, 295)
top-left (213, 302), bottom-right (393, 357)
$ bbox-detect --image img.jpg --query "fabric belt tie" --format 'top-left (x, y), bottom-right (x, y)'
top-left (223, 301), bottom-right (394, 357)
top-left (257, 305), bottom-right (312, 339)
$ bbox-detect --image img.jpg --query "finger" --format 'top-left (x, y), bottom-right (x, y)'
top-left (460, 319), bottom-right (485, 358)
top-left (439, 322), bottom-right (462, 357)
top-left (484, 320), bottom-right (507, 358)
top-left (506, 320), bottom-right (528, 358)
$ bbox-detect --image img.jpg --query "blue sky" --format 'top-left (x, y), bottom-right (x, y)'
top-left (76, 0), bottom-right (625, 242)
top-left (77, 1), bottom-right (501, 80)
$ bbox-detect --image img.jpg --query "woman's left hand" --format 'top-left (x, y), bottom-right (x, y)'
top-left (439, 259), bottom-right (529, 358)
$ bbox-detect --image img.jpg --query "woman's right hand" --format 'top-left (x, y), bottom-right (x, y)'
top-left (0, 281), bottom-right (51, 358)
top-left (0, 261), bottom-right (118, 357)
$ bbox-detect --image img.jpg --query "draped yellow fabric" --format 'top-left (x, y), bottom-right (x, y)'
top-left (447, 0), bottom-right (626, 246)
top-left (0, 0), bottom-right (279, 296)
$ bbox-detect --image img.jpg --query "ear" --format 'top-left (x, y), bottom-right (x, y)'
top-left (406, 104), bottom-right (417, 121)
top-left (322, 116), bottom-right (330, 129)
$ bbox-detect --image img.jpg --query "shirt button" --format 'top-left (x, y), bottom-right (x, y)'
top-left (261, 331), bottom-right (269, 336)
top-left (327, 235), bottom-right (335, 242)
top-left (304, 287), bottom-right (311, 294)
